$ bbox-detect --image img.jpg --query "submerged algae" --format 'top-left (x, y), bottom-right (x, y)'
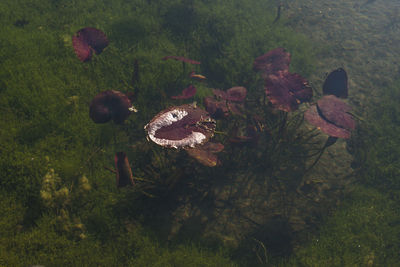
top-left (288, 186), bottom-right (400, 266)
top-left (0, 0), bottom-right (341, 266)
top-left (0, 193), bottom-right (235, 266)
top-left (352, 79), bottom-right (400, 194)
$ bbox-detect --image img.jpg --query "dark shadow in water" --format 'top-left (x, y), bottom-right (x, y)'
top-left (233, 216), bottom-right (293, 265)
top-left (109, 18), bottom-right (147, 46)
top-left (161, 0), bottom-right (197, 39)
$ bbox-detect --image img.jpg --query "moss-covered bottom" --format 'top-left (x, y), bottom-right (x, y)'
top-left (0, 192), bottom-right (235, 267)
top-left (1, 0), bottom-right (400, 266)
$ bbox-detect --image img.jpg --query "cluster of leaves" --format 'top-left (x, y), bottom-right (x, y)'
top-left (0, 0), bottom-right (318, 265)
top-left (273, 80), bottom-right (400, 266)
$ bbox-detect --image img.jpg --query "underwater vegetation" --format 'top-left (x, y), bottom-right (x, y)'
top-left (253, 47), bottom-right (313, 112)
top-left (352, 79), bottom-right (400, 195)
top-left (287, 185), bottom-right (400, 266)
top-left (278, 79), bottom-right (400, 266)
top-left (0, 192), bottom-right (234, 266)
top-left (4, 0), bottom-right (395, 266)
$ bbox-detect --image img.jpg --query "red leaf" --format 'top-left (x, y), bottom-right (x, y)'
top-left (171, 85), bottom-right (197, 99)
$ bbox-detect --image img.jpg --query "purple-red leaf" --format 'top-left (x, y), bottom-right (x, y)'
top-left (305, 105), bottom-right (351, 139)
top-left (305, 95), bottom-right (355, 139)
top-left (115, 152), bottom-right (134, 187)
top-left (72, 27), bottom-right (108, 62)
top-left (212, 89), bottom-right (228, 100)
top-left (204, 96), bottom-right (229, 119)
top-left (264, 71), bottom-right (312, 112)
top-left (253, 48), bottom-right (291, 77)
top-left (226, 86), bottom-right (247, 102)
top-left (89, 90), bottom-right (133, 124)
top-left (162, 56), bottom-right (201, 65)
top-left (317, 95), bottom-right (355, 131)
top-left (185, 142), bottom-right (224, 167)
top-left (254, 48), bottom-right (312, 112)
top-left (171, 85), bottom-right (197, 99)
top-left (144, 104), bottom-right (216, 149)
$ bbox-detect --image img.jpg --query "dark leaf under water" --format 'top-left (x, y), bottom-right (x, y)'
top-left (322, 68), bottom-right (348, 98)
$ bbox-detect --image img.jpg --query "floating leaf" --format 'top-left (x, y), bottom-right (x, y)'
top-left (144, 104), bottom-right (216, 149)
top-left (323, 68), bottom-right (348, 98)
top-left (264, 71), bottom-right (312, 112)
top-left (171, 85), bottom-right (197, 99)
top-left (185, 142), bottom-right (224, 167)
top-left (305, 95), bottom-right (355, 139)
top-left (253, 47), bottom-right (290, 77)
top-left (72, 27), bottom-right (108, 62)
top-left (89, 90), bottom-right (136, 124)
top-left (203, 96), bottom-right (229, 119)
top-left (115, 152), bottom-right (134, 188)
top-left (317, 95), bottom-right (355, 131)
top-left (226, 86), bottom-right (247, 102)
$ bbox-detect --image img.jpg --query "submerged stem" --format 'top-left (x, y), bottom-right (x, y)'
top-left (214, 130), bottom-right (228, 136)
top-left (304, 136), bottom-right (338, 173)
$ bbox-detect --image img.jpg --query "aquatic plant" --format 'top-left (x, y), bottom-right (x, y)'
top-left (0, 0), bottom-right (321, 265)
top-left (253, 47), bottom-right (291, 76)
top-left (303, 68), bottom-right (354, 172)
top-left (115, 152), bottom-right (135, 188)
top-left (0, 192), bottom-right (236, 266)
top-left (144, 104), bottom-right (216, 149)
top-left (254, 48), bottom-right (313, 112)
top-left (203, 87), bottom-right (247, 120)
top-left (72, 27), bottom-right (109, 62)
top-left (305, 95), bottom-right (355, 139)
top-left (185, 142), bottom-right (225, 167)
top-left (322, 68), bottom-right (348, 98)
top-left (89, 90), bottom-right (137, 124)
top-left (39, 159), bottom-right (93, 240)
top-left (171, 84), bottom-right (197, 99)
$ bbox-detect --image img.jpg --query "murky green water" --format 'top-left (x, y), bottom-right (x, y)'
top-left (1, 0), bottom-right (399, 266)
